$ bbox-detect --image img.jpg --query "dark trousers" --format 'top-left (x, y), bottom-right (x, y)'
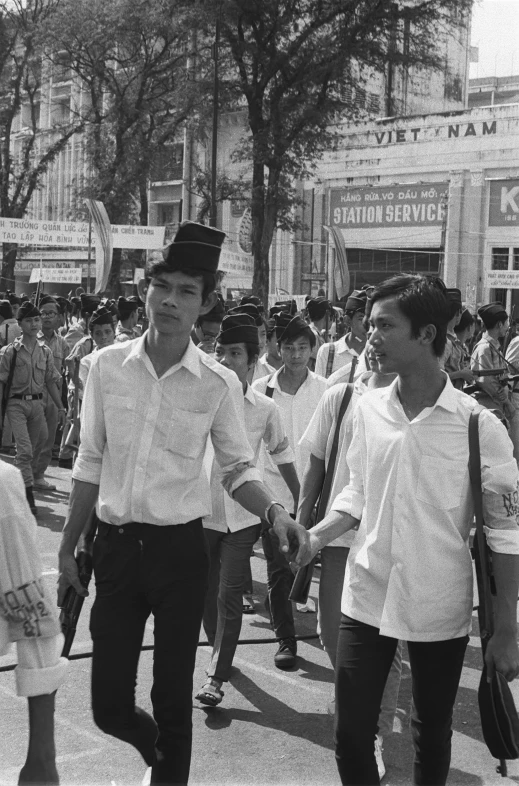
top-left (335, 614), bottom-right (468, 786)
top-left (261, 526), bottom-right (295, 640)
top-left (90, 520), bottom-right (209, 786)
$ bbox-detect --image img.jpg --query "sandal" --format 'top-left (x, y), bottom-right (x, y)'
top-left (195, 679), bottom-right (224, 707)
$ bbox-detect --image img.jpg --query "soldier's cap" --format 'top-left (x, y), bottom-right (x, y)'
top-left (216, 313), bottom-right (259, 347)
top-left (17, 301), bottom-right (41, 321)
top-left (478, 302), bottom-right (508, 324)
top-left (269, 305), bottom-right (285, 318)
top-left (90, 306), bottom-right (115, 328)
top-left (6, 290), bottom-right (21, 306)
top-left (307, 296), bottom-right (330, 321)
top-left (0, 299), bottom-right (12, 319)
top-left (80, 293), bottom-right (102, 314)
top-left (274, 299), bottom-right (297, 315)
top-left (240, 295), bottom-right (264, 314)
top-left (445, 288), bottom-right (463, 307)
top-left (39, 295), bottom-right (60, 311)
top-left (275, 312), bottom-right (314, 345)
top-left (200, 292), bottom-right (225, 323)
top-left (117, 296), bottom-right (139, 316)
top-left (344, 290), bottom-right (368, 313)
top-left (55, 295), bottom-right (72, 313)
top-left (228, 303), bottom-right (263, 327)
top-left (162, 221), bottom-right (226, 274)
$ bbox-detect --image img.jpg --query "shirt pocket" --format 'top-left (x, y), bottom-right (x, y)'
top-left (33, 354), bottom-right (48, 388)
top-left (416, 455), bottom-right (464, 511)
top-left (104, 395), bottom-right (137, 448)
top-left (166, 409), bottom-right (212, 460)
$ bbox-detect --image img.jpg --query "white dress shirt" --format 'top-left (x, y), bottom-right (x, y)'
top-left (315, 334), bottom-right (364, 378)
top-left (73, 334), bottom-right (261, 526)
top-left (204, 384), bottom-right (294, 533)
top-left (0, 462), bottom-right (68, 696)
top-left (253, 367), bottom-right (327, 513)
top-left (332, 375), bottom-right (519, 642)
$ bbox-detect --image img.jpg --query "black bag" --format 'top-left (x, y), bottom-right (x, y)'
top-left (468, 410), bottom-right (519, 771)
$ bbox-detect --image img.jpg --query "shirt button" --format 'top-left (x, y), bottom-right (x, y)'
top-left (118, 528), bottom-right (124, 534)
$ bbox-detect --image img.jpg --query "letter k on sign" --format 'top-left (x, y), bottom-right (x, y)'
top-left (501, 185), bottom-right (519, 214)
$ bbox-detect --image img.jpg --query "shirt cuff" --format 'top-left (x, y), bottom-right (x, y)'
top-left (226, 466), bottom-right (263, 497)
top-left (15, 634), bottom-right (68, 697)
top-left (484, 525), bottom-right (519, 555)
top-left (330, 486), bottom-right (365, 521)
top-left (269, 446), bottom-right (295, 466)
top-left (72, 456), bottom-right (102, 484)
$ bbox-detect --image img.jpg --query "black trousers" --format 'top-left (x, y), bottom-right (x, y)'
top-left (335, 614), bottom-right (468, 786)
top-left (90, 520), bottom-right (209, 786)
top-left (261, 525), bottom-right (295, 640)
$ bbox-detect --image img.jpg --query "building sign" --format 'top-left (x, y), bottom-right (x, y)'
top-left (0, 217), bottom-right (165, 249)
top-left (488, 179), bottom-right (519, 226)
top-left (372, 121), bottom-right (497, 146)
top-left (29, 267), bottom-right (82, 284)
top-left (330, 182), bottom-right (448, 229)
top-left (485, 270), bottom-right (519, 289)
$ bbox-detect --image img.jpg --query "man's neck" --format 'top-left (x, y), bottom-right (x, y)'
top-left (346, 332), bottom-right (365, 351)
top-left (486, 328), bottom-right (500, 343)
top-left (145, 326), bottom-right (191, 377)
top-left (396, 360), bottom-right (446, 419)
top-left (266, 352), bottom-right (282, 369)
top-left (22, 334), bottom-right (38, 350)
top-left (278, 364), bottom-right (308, 394)
top-left (42, 327), bottom-right (54, 340)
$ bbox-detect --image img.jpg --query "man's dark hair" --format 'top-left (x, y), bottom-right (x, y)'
top-left (480, 311), bottom-right (507, 331)
top-left (370, 274), bottom-right (450, 357)
top-left (145, 260), bottom-right (216, 303)
top-left (278, 326), bottom-right (316, 350)
top-left (447, 301), bottom-right (462, 322)
top-left (454, 310), bottom-right (475, 334)
top-left (245, 342), bottom-right (260, 364)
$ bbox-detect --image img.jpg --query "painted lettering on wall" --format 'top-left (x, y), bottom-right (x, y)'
top-left (330, 183), bottom-right (449, 229)
top-left (374, 121), bottom-right (497, 145)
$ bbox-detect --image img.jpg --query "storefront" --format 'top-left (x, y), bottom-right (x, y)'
top-left (310, 103), bottom-right (519, 311)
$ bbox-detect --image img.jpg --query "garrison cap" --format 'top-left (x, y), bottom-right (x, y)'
top-left (478, 302), bottom-right (508, 325)
top-left (306, 296), bottom-right (330, 321)
top-left (39, 295), bottom-right (60, 310)
top-left (275, 312), bottom-right (314, 345)
top-left (55, 295), bottom-right (72, 313)
top-left (89, 306), bottom-right (115, 328)
top-left (274, 299), bottom-right (297, 316)
top-left (445, 288), bottom-right (463, 307)
top-left (240, 295), bottom-right (264, 314)
top-left (162, 221), bottom-right (226, 274)
top-left (200, 292), bottom-right (225, 323)
top-left (17, 301), bottom-right (41, 321)
top-left (345, 290), bottom-right (368, 313)
top-left (117, 296), bottom-right (139, 318)
top-left (216, 313), bottom-right (259, 347)
top-left (80, 293), bottom-right (101, 314)
top-left (0, 299), bottom-right (12, 319)
top-left (6, 290), bottom-right (21, 306)
top-left (228, 303), bottom-right (262, 327)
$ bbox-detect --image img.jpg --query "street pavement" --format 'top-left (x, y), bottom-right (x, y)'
top-left (1, 457), bottom-right (519, 785)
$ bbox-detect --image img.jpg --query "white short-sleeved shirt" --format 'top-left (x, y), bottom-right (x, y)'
top-left (332, 375), bottom-right (519, 642)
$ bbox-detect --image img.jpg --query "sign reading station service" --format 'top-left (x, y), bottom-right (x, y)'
top-left (330, 182), bottom-right (449, 229)
top-left (489, 179), bottom-right (519, 226)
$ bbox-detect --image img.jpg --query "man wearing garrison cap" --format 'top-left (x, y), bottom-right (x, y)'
top-left (0, 301), bottom-right (65, 514)
top-left (58, 221), bottom-right (308, 786)
top-left (115, 296), bottom-right (140, 343)
top-left (193, 292), bottom-right (226, 354)
top-left (470, 301), bottom-right (514, 420)
top-left (253, 311), bottom-right (326, 670)
top-left (196, 312), bottom-right (298, 706)
top-left (315, 289), bottom-right (368, 380)
top-left (306, 296), bottom-right (330, 371)
top-left (228, 303), bottom-right (272, 383)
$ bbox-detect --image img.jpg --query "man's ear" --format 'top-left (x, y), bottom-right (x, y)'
top-left (198, 291), bottom-right (218, 317)
top-left (419, 323), bottom-right (437, 347)
top-left (137, 278), bottom-right (148, 302)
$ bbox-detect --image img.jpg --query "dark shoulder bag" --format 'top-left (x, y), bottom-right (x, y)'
top-left (289, 384), bottom-right (354, 603)
top-left (469, 409), bottom-right (519, 776)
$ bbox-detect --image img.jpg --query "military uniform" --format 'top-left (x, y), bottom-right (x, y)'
top-left (0, 336), bottom-right (61, 487)
top-left (34, 329), bottom-right (69, 481)
top-left (114, 323), bottom-right (139, 342)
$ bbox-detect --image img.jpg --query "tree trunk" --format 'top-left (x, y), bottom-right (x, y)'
top-left (1, 243), bottom-right (18, 292)
top-left (250, 162), bottom-right (280, 309)
top-left (106, 247), bottom-right (123, 298)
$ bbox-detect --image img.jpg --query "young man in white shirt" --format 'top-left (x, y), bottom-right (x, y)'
top-left (315, 290), bottom-right (367, 379)
top-left (306, 296), bottom-right (329, 371)
top-left (57, 222), bottom-right (307, 786)
top-left (196, 312), bottom-right (298, 706)
top-left (253, 312), bottom-right (326, 668)
top-left (297, 274), bottom-right (519, 785)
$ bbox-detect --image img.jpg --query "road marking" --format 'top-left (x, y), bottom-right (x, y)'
top-left (42, 568), bottom-right (59, 576)
top-left (0, 748), bottom-right (104, 783)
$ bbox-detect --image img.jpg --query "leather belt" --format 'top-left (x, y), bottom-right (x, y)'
top-left (10, 393), bottom-right (43, 401)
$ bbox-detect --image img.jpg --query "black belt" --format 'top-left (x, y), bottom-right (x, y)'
top-left (10, 393), bottom-right (43, 401)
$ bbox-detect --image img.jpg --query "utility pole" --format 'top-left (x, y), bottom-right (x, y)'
top-left (209, 8), bottom-right (221, 228)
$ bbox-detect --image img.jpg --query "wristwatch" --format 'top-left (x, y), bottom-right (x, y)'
top-left (264, 501), bottom-right (287, 527)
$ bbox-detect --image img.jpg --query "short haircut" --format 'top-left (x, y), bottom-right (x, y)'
top-left (145, 260), bottom-right (216, 303)
top-left (215, 340), bottom-right (259, 365)
top-left (278, 326), bottom-right (316, 350)
top-left (447, 300), bottom-right (462, 321)
top-left (480, 311), bottom-right (507, 331)
top-left (370, 274), bottom-right (450, 357)
top-left (90, 321), bottom-right (115, 335)
top-left (454, 310), bottom-right (475, 334)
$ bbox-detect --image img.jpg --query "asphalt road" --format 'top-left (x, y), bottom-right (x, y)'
top-left (1, 457), bottom-right (519, 786)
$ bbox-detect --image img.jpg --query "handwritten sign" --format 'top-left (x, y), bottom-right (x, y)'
top-left (0, 217), bottom-right (165, 249)
top-left (485, 270), bottom-right (519, 289)
top-left (29, 267), bottom-right (82, 284)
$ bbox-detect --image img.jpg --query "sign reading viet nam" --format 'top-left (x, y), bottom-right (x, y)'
top-left (485, 270), bottom-right (519, 289)
top-left (489, 179), bottom-right (519, 226)
top-left (29, 267), bottom-right (82, 284)
top-left (0, 217), bottom-right (165, 249)
top-left (330, 182), bottom-right (448, 229)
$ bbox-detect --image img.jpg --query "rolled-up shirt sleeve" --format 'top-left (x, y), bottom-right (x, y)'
top-left (479, 408), bottom-right (519, 554)
top-left (210, 378), bottom-right (262, 496)
top-left (330, 407), bottom-right (365, 520)
top-left (72, 356), bottom-right (106, 485)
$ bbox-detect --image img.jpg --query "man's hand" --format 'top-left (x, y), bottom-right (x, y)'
top-left (485, 628), bottom-right (519, 682)
top-left (57, 552), bottom-right (88, 607)
top-left (271, 509), bottom-right (310, 565)
top-left (457, 367), bottom-right (476, 384)
top-left (57, 409), bottom-right (66, 429)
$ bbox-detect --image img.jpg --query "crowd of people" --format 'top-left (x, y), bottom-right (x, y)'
top-left (1, 220), bottom-right (519, 786)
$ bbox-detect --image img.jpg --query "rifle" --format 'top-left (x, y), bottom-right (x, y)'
top-left (64, 356), bottom-right (81, 451)
top-left (60, 516), bottom-right (97, 658)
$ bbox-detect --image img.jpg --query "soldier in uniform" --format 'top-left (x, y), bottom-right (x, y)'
top-left (115, 296), bottom-right (140, 342)
top-left (470, 302), bottom-right (514, 421)
top-left (315, 290), bottom-right (368, 380)
top-left (33, 296), bottom-right (70, 491)
top-left (0, 301), bottom-right (65, 514)
top-left (442, 288), bottom-right (476, 390)
top-left (57, 221), bottom-right (307, 786)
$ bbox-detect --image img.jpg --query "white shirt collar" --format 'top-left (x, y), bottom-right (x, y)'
top-left (387, 372), bottom-right (458, 417)
top-left (244, 383), bottom-right (257, 405)
top-left (123, 331), bottom-right (202, 379)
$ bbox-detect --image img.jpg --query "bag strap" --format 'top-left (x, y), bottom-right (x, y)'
top-left (325, 343), bottom-right (335, 378)
top-left (264, 372), bottom-right (275, 399)
top-left (468, 408), bottom-right (494, 645)
top-left (316, 383), bottom-right (354, 522)
top-left (348, 355), bottom-right (358, 383)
